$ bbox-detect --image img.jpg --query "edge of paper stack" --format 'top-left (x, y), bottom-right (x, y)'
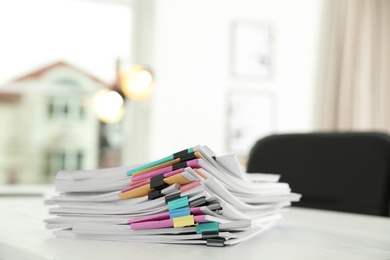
top-left (45, 145), bottom-right (301, 247)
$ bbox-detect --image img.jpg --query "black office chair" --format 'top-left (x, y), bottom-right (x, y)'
top-left (246, 132), bottom-right (390, 217)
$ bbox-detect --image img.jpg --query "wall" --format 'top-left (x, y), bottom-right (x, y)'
top-left (132, 0), bottom-right (324, 161)
top-left (121, 0), bottom-right (153, 166)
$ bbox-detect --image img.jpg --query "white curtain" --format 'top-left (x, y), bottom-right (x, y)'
top-left (316, 0), bottom-right (390, 131)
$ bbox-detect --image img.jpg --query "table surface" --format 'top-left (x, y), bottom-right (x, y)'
top-left (0, 195), bottom-right (389, 260)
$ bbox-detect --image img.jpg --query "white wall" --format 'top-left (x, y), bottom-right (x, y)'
top-left (135, 0), bottom-right (323, 160)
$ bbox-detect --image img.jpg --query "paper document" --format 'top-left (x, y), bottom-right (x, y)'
top-left (45, 145), bottom-right (301, 247)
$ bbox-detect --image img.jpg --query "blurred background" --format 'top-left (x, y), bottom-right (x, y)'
top-left (0, 0), bottom-right (389, 187)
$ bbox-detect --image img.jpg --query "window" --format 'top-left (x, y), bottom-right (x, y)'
top-left (0, 0), bottom-right (133, 185)
top-left (47, 96), bottom-right (86, 120)
top-left (46, 150), bottom-right (83, 180)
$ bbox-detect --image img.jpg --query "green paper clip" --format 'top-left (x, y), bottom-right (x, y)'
top-left (127, 155), bottom-right (174, 176)
top-left (127, 148), bottom-right (194, 176)
top-left (196, 222), bottom-right (219, 234)
top-left (168, 196), bottom-right (189, 211)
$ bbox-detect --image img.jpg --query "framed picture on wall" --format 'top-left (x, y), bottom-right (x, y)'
top-left (231, 21), bottom-right (273, 79)
top-left (227, 90), bottom-right (275, 159)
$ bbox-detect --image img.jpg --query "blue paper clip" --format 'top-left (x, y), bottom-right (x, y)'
top-left (170, 207), bottom-right (190, 219)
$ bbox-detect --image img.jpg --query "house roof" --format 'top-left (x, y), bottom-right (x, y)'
top-left (11, 61), bottom-right (110, 86)
top-left (0, 61), bottom-right (112, 101)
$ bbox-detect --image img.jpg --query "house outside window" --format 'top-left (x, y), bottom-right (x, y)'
top-left (47, 78), bottom-right (87, 120)
top-left (47, 96), bottom-right (86, 120)
top-left (46, 150), bottom-right (83, 180)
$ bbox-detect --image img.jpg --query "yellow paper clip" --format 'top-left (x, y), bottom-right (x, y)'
top-left (173, 215), bottom-right (195, 228)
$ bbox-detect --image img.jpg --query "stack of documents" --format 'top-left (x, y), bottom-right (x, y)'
top-left (45, 145), bottom-right (301, 246)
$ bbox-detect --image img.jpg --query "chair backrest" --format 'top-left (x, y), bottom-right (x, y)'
top-left (246, 132), bottom-right (390, 216)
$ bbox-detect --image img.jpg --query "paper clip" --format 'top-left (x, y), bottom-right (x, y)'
top-left (173, 215), bottom-right (194, 228)
top-left (127, 148), bottom-right (197, 176)
top-left (168, 196), bottom-right (189, 211)
top-left (196, 222), bottom-right (219, 234)
top-left (169, 207), bottom-right (191, 219)
top-left (206, 238), bottom-right (225, 247)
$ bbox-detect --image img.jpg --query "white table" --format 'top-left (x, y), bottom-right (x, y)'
top-left (0, 196), bottom-right (389, 260)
